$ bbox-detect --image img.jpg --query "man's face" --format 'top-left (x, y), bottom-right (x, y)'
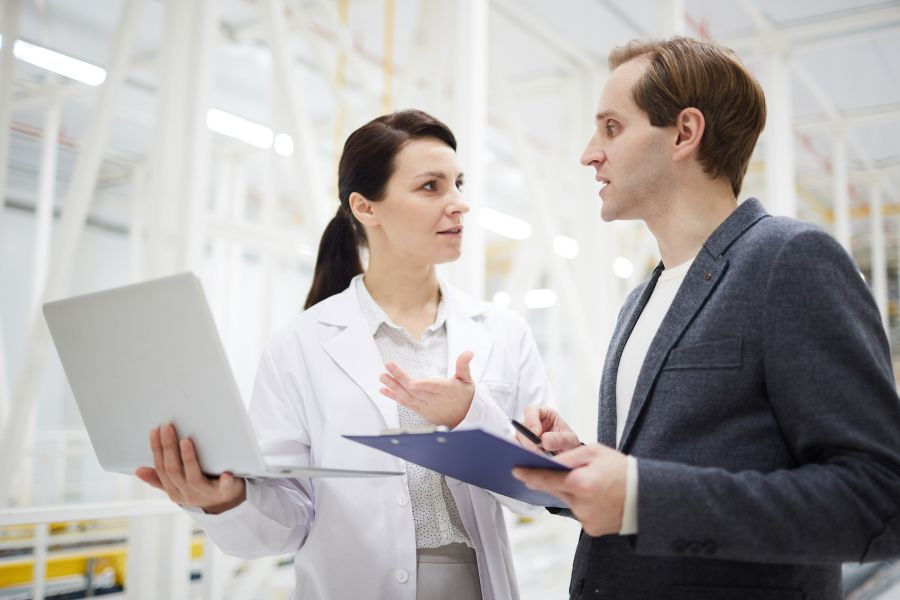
top-left (580, 58), bottom-right (674, 222)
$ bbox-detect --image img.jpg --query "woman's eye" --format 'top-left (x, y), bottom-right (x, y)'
top-left (422, 181), bottom-right (437, 191)
top-left (606, 121), bottom-right (618, 136)
top-left (456, 179), bottom-right (464, 190)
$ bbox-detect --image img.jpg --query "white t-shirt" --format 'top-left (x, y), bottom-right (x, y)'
top-left (616, 258), bottom-right (693, 535)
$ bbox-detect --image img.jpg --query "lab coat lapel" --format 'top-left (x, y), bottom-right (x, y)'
top-left (320, 287), bottom-right (399, 429)
top-left (443, 284), bottom-right (493, 385)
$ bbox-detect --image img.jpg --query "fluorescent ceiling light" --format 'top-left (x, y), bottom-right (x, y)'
top-left (553, 235), bottom-right (579, 259)
top-left (613, 257), bottom-right (634, 279)
top-left (477, 207), bottom-right (532, 240)
top-left (274, 133), bottom-right (294, 157)
top-left (206, 109), bottom-right (273, 150)
top-left (0, 36), bottom-right (106, 86)
top-left (525, 288), bottom-right (557, 309)
top-left (492, 291), bottom-right (511, 308)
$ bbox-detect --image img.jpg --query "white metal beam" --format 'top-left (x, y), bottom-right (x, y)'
top-left (260, 0), bottom-right (332, 234)
top-left (0, 0), bottom-right (144, 506)
top-left (724, 4), bottom-right (900, 54)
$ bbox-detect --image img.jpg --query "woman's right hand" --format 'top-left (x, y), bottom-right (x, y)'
top-left (135, 423), bottom-right (246, 515)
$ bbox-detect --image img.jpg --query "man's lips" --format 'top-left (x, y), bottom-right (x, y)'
top-left (437, 226), bottom-right (463, 235)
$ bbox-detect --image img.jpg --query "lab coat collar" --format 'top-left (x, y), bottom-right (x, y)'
top-left (318, 278), bottom-right (494, 428)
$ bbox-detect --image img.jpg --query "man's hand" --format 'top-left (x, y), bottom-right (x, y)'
top-left (135, 423), bottom-right (246, 514)
top-left (513, 443), bottom-right (629, 537)
top-left (379, 351), bottom-right (475, 428)
top-left (518, 404), bottom-right (581, 453)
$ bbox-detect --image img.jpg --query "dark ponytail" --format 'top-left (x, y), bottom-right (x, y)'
top-left (303, 208), bottom-right (363, 309)
top-left (303, 109), bottom-right (457, 309)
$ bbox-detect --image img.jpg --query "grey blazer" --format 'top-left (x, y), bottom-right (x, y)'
top-left (568, 199), bottom-right (900, 600)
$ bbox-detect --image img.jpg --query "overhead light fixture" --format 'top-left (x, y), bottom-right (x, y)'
top-left (1, 35), bottom-right (106, 86)
top-left (524, 288), bottom-right (557, 309)
top-left (477, 207), bottom-right (532, 240)
top-left (206, 109), bottom-right (273, 150)
top-left (274, 133), bottom-right (294, 157)
top-left (553, 235), bottom-right (579, 259)
top-left (492, 291), bottom-right (511, 308)
top-left (613, 257), bottom-right (634, 279)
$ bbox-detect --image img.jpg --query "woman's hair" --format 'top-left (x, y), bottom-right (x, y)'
top-left (608, 37), bottom-right (766, 198)
top-left (303, 109), bottom-right (457, 309)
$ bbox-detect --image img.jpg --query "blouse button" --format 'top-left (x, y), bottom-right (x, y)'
top-left (396, 569), bottom-right (409, 583)
top-left (397, 493), bottom-right (408, 506)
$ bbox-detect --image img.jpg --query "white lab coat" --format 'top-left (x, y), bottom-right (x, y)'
top-left (189, 278), bottom-right (555, 600)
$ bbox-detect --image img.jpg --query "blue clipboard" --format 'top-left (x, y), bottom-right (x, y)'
top-left (344, 428), bottom-right (569, 508)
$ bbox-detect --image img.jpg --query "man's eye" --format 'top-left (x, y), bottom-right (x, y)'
top-left (606, 121), bottom-right (618, 136)
top-left (423, 181), bottom-right (437, 191)
top-left (456, 179), bottom-right (464, 190)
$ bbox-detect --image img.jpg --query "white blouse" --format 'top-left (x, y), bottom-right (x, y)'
top-left (355, 276), bottom-right (472, 549)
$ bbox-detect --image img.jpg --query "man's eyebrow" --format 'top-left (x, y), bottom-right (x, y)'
top-left (595, 111), bottom-right (620, 123)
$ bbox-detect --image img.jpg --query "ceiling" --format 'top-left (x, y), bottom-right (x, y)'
top-left (4, 0), bottom-right (900, 270)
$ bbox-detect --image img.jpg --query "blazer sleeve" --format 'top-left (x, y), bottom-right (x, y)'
top-left (188, 336), bottom-right (316, 558)
top-left (633, 228), bottom-right (900, 564)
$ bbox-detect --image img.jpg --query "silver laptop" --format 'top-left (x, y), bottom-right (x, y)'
top-left (43, 272), bottom-right (400, 479)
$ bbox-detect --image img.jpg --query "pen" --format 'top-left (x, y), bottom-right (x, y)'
top-left (511, 419), bottom-right (557, 456)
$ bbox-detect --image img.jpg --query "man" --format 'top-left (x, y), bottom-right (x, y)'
top-left (513, 37), bottom-right (900, 600)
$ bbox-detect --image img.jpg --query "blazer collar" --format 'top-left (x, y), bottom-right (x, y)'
top-left (614, 199), bottom-right (768, 452)
top-left (318, 278), bottom-right (493, 430)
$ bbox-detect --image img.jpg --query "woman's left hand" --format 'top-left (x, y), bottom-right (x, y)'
top-left (379, 351), bottom-right (475, 428)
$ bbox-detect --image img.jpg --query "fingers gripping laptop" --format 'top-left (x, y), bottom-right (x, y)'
top-left (43, 272), bottom-right (400, 479)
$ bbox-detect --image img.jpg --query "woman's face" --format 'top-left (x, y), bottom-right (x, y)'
top-left (365, 137), bottom-right (469, 266)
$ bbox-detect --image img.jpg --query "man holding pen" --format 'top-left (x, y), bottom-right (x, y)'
top-left (513, 36), bottom-right (900, 600)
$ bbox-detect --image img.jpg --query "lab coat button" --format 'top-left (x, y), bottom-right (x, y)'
top-left (396, 569), bottom-right (409, 583)
top-left (397, 493), bottom-right (408, 506)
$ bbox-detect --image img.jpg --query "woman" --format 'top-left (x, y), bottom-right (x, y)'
top-left (136, 109), bottom-right (555, 599)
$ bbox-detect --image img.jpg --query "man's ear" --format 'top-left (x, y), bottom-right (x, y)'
top-left (349, 192), bottom-right (378, 228)
top-left (672, 107), bottom-right (705, 162)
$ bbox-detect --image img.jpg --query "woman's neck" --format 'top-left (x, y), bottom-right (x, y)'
top-left (363, 258), bottom-right (441, 316)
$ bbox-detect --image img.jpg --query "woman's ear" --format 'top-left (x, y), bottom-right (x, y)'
top-left (672, 107), bottom-right (705, 162)
top-left (349, 192), bottom-right (378, 228)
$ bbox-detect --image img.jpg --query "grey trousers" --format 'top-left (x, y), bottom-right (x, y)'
top-left (416, 543), bottom-right (483, 600)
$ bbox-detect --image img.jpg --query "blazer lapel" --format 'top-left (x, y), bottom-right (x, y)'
top-left (320, 286), bottom-right (399, 429)
top-left (598, 267), bottom-right (663, 448)
top-left (617, 254), bottom-right (729, 451)
top-left (616, 198), bottom-right (769, 452)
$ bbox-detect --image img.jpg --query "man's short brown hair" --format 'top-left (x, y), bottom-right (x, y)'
top-left (609, 37), bottom-right (766, 198)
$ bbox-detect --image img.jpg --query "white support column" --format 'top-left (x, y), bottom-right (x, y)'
top-left (870, 181), bottom-right (888, 328)
top-left (32, 522), bottom-right (49, 600)
top-left (0, 0), bottom-right (22, 430)
top-left (443, 0), bottom-right (488, 298)
top-left (0, 0), bottom-right (22, 221)
top-left (832, 135), bottom-right (852, 252)
top-left (128, 164), bottom-right (148, 282)
top-left (29, 96), bottom-right (61, 324)
top-left (0, 0), bottom-right (144, 506)
top-left (142, 0), bottom-right (218, 277)
top-left (261, 0), bottom-right (331, 234)
top-left (663, 0), bottom-right (686, 36)
top-left (764, 51), bottom-right (797, 217)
